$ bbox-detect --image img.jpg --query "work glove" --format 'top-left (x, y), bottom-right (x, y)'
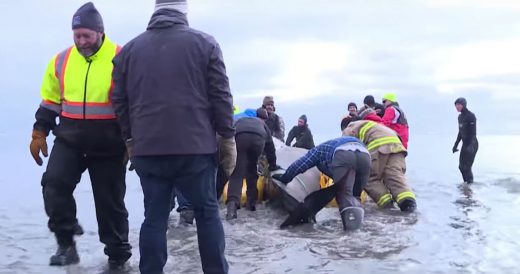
top-left (219, 137), bottom-right (237, 177)
top-left (124, 139), bottom-right (134, 171)
top-left (268, 164), bottom-right (282, 172)
top-left (272, 173), bottom-right (290, 185)
top-left (30, 129), bottom-right (48, 166)
top-left (452, 146), bottom-right (459, 153)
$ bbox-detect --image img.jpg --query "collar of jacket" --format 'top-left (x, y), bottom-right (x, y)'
top-left (147, 8), bottom-right (188, 30)
top-left (79, 35), bottom-right (115, 62)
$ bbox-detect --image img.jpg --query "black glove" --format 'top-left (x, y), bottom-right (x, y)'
top-left (268, 164), bottom-right (282, 171)
top-left (272, 173), bottom-right (290, 185)
top-left (452, 146), bottom-right (459, 153)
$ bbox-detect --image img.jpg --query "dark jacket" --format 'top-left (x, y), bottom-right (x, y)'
top-left (286, 125), bottom-right (315, 149)
top-left (454, 107), bottom-right (477, 147)
top-left (264, 112), bottom-right (285, 141)
top-left (112, 9), bottom-right (234, 156)
top-left (235, 117), bottom-right (277, 167)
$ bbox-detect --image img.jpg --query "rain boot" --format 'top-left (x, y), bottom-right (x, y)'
top-left (398, 199), bottom-right (416, 213)
top-left (49, 242), bottom-right (80, 266)
top-left (73, 223), bottom-right (84, 236)
top-left (226, 201), bottom-right (238, 220)
top-left (340, 207), bottom-right (364, 231)
top-left (179, 209), bottom-right (195, 225)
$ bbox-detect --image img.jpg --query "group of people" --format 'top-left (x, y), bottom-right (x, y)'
top-left (26, 1), bottom-right (478, 274)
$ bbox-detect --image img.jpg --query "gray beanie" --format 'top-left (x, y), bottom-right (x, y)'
top-left (72, 2), bottom-right (104, 33)
top-left (155, 0), bottom-right (188, 13)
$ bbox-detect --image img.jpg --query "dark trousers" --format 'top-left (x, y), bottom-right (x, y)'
top-left (459, 139), bottom-right (478, 183)
top-left (226, 133), bottom-right (264, 205)
top-left (172, 188), bottom-right (191, 212)
top-left (41, 139), bottom-right (131, 261)
top-left (331, 150), bottom-right (371, 210)
top-left (133, 155), bottom-right (228, 274)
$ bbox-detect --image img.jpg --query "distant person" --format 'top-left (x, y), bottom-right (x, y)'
top-left (262, 96), bottom-right (285, 141)
top-left (358, 107), bottom-right (382, 123)
top-left (29, 2), bottom-right (131, 267)
top-left (286, 115), bottom-right (315, 150)
top-left (348, 102), bottom-right (358, 118)
top-left (111, 0), bottom-right (235, 272)
top-left (363, 95), bottom-right (385, 118)
top-left (342, 118), bottom-right (417, 212)
top-left (452, 97), bottom-right (478, 184)
top-left (273, 136), bottom-right (370, 231)
top-left (226, 108), bottom-right (280, 219)
top-left (381, 93), bottom-right (409, 149)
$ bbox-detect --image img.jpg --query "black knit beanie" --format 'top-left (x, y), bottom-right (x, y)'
top-left (72, 2), bottom-right (104, 33)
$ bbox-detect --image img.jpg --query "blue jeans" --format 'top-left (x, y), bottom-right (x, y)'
top-left (133, 155), bottom-right (228, 274)
top-left (172, 188), bottom-right (192, 212)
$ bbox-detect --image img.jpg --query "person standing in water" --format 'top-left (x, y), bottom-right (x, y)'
top-left (452, 97), bottom-right (478, 184)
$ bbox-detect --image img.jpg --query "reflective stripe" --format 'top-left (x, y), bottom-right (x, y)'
top-left (359, 121), bottom-right (376, 142)
top-left (62, 101), bottom-right (115, 119)
top-left (396, 191), bottom-right (416, 203)
top-left (40, 100), bottom-right (61, 114)
top-left (377, 193), bottom-right (393, 207)
top-left (54, 47), bottom-right (73, 100)
top-left (366, 136), bottom-right (401, 151)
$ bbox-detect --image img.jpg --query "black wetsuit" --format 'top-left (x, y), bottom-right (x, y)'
top-left (454, 107), bottom-right (478, 183)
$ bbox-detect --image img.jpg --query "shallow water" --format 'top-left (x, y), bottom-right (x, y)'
top-left (1, 133), bottom-right (519, 274)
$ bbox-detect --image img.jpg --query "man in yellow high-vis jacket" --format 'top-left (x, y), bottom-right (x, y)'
top-left (342, 118), bottom-right (417, 212)
top-left (29, 2), bottom-right (131, 268)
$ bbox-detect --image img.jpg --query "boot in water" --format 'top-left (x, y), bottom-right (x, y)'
top-left (179, 209), bottom-right (195, 225)
top-left (49, 243), bottom-right (80, 266)
top-left (73, 223), bottom-right (84, 236)
top-left (398, 199), bottom-right (417, 213)
top-left (226, 201), bottom-right (238, 220)
top-left (340, 207), bottom-right (364, 231)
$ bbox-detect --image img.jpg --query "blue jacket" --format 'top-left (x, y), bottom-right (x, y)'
top-left (284, 136), bottom-right (364, 180)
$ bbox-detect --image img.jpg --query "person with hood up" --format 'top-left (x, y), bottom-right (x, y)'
top-left (111, 0), bottom-right (236, 273)
top-left (226, 108), bottom-right (280, 219)
top-left (272, 136), bottom-right (370, 231)
top-left (342, 117), bottom-right (417, 213)
top-left (286, 115), bottom-right (315, 150)
top-left (452, 97), bottom-right (478, 184)
top-left (262, 96), bottom-right (285, 141)
top-left (381, 92), bottom-right (410, 149)
top-left (29, 2), bottom-right (131, 268)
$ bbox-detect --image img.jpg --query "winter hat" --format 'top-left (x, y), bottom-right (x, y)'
top-left (256, 108), bottom-right (268, 120)
top-left (363, 95), bottom-right (375, 107)
top-left (348, 102), bottom-right (357, 110)
top-left (262, 96), bottom-right (274, 106)
top-left (383, 92), bottom-right (397, 103)
top-left (72, 2), bottom-right (104, 33)
top-left (358, 108), bottom-right (375, 119)
top-left (155, 0), bottom-right (188, 13)
top-left (454, 97), bottom-right (467, 107)
top-left (299, 114), bottom-right (307, 124)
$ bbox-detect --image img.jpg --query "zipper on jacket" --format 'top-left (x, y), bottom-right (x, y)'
top-left (83, 60), bottom-right (92, 119)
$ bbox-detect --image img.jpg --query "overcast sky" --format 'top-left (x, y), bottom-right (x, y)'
top-left (1, 0), bottom-right (520, 143)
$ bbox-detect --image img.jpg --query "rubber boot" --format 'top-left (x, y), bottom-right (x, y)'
top-left (179, 209), bottom-right (195, 225)
top-left (226, 201), bottom-right (238, 220)
top-left (340, 207), bottom-right (364, 231)
top-left (73, 223), bottom-right (84, 236)
top-left (247, 201), bottom-right (256, 212)
top-left (398, 199), bottom-right (416, 213)
top-left (49, 243), bottom-right (80, 266)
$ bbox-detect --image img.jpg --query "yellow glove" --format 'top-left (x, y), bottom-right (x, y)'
top-left (30, 129), bottom-right (48, 166)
